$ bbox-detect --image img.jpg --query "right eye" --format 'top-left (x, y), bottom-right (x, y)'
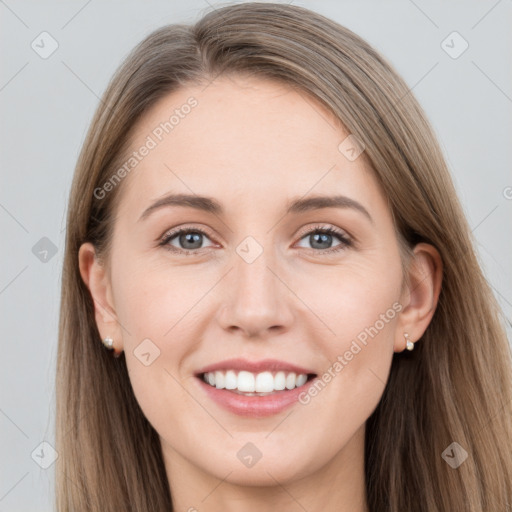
top-left (159, 227), bottom-right (217, 254)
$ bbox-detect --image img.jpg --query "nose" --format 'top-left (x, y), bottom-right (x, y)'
top-left (216, 244), bottom-right (295, 339)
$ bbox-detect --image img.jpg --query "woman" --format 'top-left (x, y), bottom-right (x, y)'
top-left (55, 2), bottom-right (512, 511)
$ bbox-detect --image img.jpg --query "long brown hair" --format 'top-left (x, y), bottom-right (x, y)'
top-left (56, 3), bottom-right (512, 510)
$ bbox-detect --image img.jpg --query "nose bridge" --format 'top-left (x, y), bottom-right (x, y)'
top-left (235, 237), bottom-right (276, 298)
top-left (217, 235), bottom-right (293, 337)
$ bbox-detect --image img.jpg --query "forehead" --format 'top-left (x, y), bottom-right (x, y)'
top-left (115, 75), bottom-right (384, 220)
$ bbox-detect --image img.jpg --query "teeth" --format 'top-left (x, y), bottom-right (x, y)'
top-left (255, 371), bottom-right (274, 392)
top-left (214, 371), bottom-right (225, 389)
top-left (296, 373), bottom-right (307, 387)
top-left (202, 370), bottom-right (310, 393)
top-left (274, 371), bottom-right (286, 390)
top-left (225, 370), bottom-right (237, 390)
top-left (285, 372), bottom-right (296, 390)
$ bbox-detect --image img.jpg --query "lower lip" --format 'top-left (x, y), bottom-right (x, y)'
top-left (196, 377), bottom-right (315, 417)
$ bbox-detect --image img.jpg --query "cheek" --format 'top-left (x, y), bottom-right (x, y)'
top-left (111, 252), bottom-right (206, 346)
top-left (109, 255), bottom-right (206, 413)
top-left (291, 258), bottom-right (402, 426)
top-left (292, 253), bottom-right (403, 352)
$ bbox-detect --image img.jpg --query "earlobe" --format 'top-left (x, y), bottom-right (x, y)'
top-left (395, 242), bottom-right (443, 352)
top-left (78, 243), bottom-right (122, 351)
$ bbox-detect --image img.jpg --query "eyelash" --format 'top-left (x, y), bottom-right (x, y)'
top-left (158, 224), bottom-right (353, 256)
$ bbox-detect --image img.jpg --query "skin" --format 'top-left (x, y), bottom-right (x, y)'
top-left (79, 75), bottom-right (442, 512)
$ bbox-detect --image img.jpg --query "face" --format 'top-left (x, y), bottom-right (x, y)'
top-left (92, 75), bottom-right (409, 487)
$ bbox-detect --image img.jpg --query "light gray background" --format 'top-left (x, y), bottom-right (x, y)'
top-left (1, 1), bottom-right (511, 510)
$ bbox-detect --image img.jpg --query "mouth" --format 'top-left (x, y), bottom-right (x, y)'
top-left (194, 358), bottom-right (318, 417)
top-left (198, 370), bottom-right (317, 396)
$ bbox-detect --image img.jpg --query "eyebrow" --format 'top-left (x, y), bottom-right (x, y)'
top-left (138, 193), bottom-right (373, 223)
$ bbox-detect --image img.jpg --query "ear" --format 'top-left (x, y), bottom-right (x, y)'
top-left (78, 242), bottom-right (123, 353)
top-left (394, 242), bottom-right (443, 352)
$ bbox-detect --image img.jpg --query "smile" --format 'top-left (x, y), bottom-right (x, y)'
top-left (195, 358), bottom-right (318, 417)
top-left (201, 370), bottom-right (311, 395)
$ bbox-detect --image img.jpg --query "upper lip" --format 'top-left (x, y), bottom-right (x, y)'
top-left (195, 358), bottom-right (316, 376)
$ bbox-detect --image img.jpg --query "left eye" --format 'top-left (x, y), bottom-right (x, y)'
top-left (295, 227), bottom-right (351, 252)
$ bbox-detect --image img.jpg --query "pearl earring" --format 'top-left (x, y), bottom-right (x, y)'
top-left (102, 336), bottom-right (114, 349)
top-left (102, 336), bottom-right (123, 358)
top-left (404, 332), bottom-right (414, 351)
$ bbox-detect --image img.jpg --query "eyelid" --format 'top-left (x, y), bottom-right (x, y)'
top-left (295, 223), bottom-right (352, 241)
top-left (158, 224), bottom-right (219, 247)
